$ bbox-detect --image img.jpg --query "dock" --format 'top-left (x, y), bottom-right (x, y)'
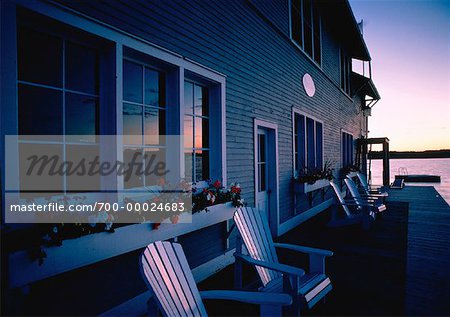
top-left (387, 186), bottom-right (450, 315)
top-left (200, 186), bottom-right (450, 316)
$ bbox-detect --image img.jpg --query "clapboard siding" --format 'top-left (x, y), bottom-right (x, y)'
top-left (56, 0), bottom-right (365, 254)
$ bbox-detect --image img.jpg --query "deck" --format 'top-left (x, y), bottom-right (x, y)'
top-left (200, 186), bottom-right (450, 316)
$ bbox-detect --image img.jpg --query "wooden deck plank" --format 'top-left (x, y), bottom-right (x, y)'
top-left (387, 186), bottom-right (450, 316)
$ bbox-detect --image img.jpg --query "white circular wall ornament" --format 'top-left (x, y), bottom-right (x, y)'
top-left (303, 73), bottom-right (315, 97)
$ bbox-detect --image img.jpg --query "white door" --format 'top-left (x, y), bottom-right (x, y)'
top-left (256, 128), bottom-right (269, 218)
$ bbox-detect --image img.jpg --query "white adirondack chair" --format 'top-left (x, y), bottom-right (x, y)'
top-left (356, 172), bottom-right (388, 197)
top-left (140, 241), bottom-right (292, 317)
top-left (233, 206), bottom-right (333, 315)
top-left (328, 180), bottom-right (375, 230)
top-left (344, 177), bottom-right (387, 213)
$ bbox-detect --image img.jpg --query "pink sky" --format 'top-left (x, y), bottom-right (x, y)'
top-left (350, 0), bottom-right (450, 151)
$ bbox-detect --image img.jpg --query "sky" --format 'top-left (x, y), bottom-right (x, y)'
top-left (349, 0), bottom-right (450, 151)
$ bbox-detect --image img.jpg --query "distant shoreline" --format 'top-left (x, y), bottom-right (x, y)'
top-left (368, 149), bottom-right (450, 160)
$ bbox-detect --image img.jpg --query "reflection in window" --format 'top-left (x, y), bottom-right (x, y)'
top-left (122, 59), bottom-right (166, 188)
top-left (184, 81), bottom-right (210, 182)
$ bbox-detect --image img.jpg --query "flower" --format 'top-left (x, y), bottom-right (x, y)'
top-left (213, 180), bottom-right (222, 188)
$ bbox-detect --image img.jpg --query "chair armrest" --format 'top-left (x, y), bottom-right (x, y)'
top-left (234, 253), bottom-right (305, 277)
top-left (273, 243), bottom-right (333, 257)
top-left (200, 290), bottom-right (292, 306)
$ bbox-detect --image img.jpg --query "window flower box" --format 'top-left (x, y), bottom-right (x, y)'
top-left (8, 202), bottom-right (236, 289)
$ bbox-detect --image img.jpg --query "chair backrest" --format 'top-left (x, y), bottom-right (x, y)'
top-left (234, 206), bottom-right (281, 286)
top-left (141, 241), bottom-right (208, 317)
top-left (344, 177), bottom-right (365, 207)
top-left (329, 181), bottom-right (352, 217)
top-left (356, 172), bottom-right (370, 195)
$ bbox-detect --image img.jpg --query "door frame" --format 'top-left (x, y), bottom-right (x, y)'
top-left (254, 118), bottom-right (279, 237)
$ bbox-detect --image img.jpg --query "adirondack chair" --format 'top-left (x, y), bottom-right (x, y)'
top-left (356, 172), bottom-right (388, 197)
top-left (348, 174), bottom-right (387, 203)
top-left (344, 177), bottom-right (387, 213)
top-left (328, 180), bottom-right (375, 230)
top-left (233, 206), bottom-right (333, 315)
top-left (140, 241), bottom-right (292, 317)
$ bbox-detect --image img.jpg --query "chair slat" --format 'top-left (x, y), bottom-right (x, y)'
top-left (148, 243), bottom-right (188, 317)
top-left (329, 181), bottom-right (352, 217)
top-left (237, 207), bottom-right (273, 285)
top-left (156, 242), bottom-right (195, 317)
top-left (142, 248), bottom-right (179, 316)
top-left (235, 207), bottom-right (281, 286)
top-left (171, 243), bottom-right (208, 317)
top-left (165, 242), bottom-right (204, 317)
top-left (248, 206), bottom-right (280, 281)
top-left (235, 210), bottom-right (272, 285)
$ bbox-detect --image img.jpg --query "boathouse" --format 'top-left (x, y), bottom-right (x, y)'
top-left (1, 0), bottom-right (380, 314)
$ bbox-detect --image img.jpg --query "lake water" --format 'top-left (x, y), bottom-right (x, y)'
top-left (370, 158), bottom-right (450, 204)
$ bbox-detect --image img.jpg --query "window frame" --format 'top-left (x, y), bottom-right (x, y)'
top-left (289, 0), bottom-right (322, 66)
top-left (1, 2), bottom-right (227, 205)
top-left (340, 47), bottom-right (352, 97)
top-left (341, 130), bottom-right (354, 168)
top-left (292, 108), bottom-right (324, 176)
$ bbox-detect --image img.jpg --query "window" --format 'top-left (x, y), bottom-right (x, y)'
top-left (122, 59), bottom-right (166, 188)
top-left (17, 24), bottom-right (102, 193)
top-left (293, 112), bottom-right (323, 173)
top-left (340, 49), bottom-right (351, 95)
top-left (290, 0), bottom-right (321, 64)
top-left (184, 81), bottom-right (210, 183)
top-left (342, 131), bottom-right (354, 167)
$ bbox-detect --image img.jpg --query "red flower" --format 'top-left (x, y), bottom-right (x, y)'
top-left (231, 186), bottom-right (241, 194)
top-left (213, 180), bottom-right (222, 188)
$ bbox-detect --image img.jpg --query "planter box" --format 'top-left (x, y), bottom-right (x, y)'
top-left (293, 179), bottom-right (330, 194)
top-left (304, 179), bottom-right (330, 193)
top-left (8, 202), bottom-right (236, 288)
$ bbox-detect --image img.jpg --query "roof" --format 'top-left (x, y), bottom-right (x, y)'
top-left (351, 72), bottom-right (381, 100)
top-left (319, 0), bottom-right (371, 61)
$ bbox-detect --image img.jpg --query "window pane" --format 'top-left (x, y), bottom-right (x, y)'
top-left (144, 107), bottom-right (165, 145)
top-left (306, 117), bottom-right (315, 169)
top-left (18, 28), bottom-right (62, 87)
top-left (123, 103), bottom-right (142, 145)
top-left (123, 148), bottom-right (144, 188)
top-left (123, 60), bottom-right (143, 103)
top-left (65, 93), bottom-right (98, 143)
top-left (258, 134), bottom-right (266, 163)
top-left (144, 148), bottom-right (166, 187)
top-left (195, 117), bottom-right (209, 148)
top-left (313, 2), bottom-right (321, 64)
top-left (295, 114), bottom-right (306, 170)
top-left (315, 122), bottom-right (323, 168)
top-left (259, 163), bottom-right (266, 192)
top-left (66, 145), bottom-right (100, 191)
top-left (195, 150), bottom-right (209, 182)
top-left (303, 0), bottom-right (313, 57)
top-left (18, 84), bottom-right (63, 135)
top-left (144, 68), bottom-right (161, 107)
top-left (291, 0), bottom-right (302, 46)
top-left (19, 143), bottom-right (63, 192)
top-left (184, 82), bottom-right (193, 114)
top-left (194, 84), bottom-right (209, 116)
top-left (66, 42), bottom-right (99, 94)
top-left (184, 115), bottom-right (194, 148)
top-left (184, 151), bottom-right (193, 182)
